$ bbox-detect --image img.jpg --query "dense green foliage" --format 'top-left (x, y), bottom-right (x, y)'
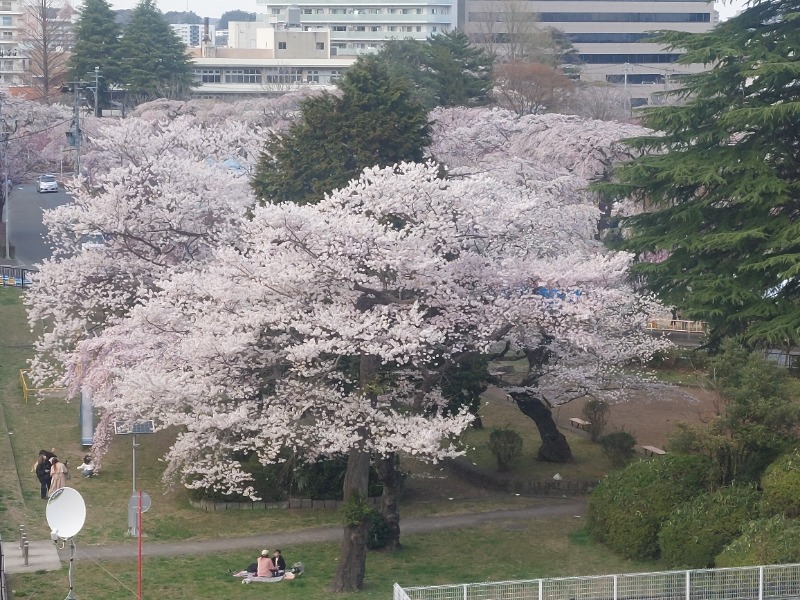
top-left (68, 0), bottom-right (122, 86)
top-left (599, 431), bottom-right (636, 469)
top-left (761, 449), bottom-right (800, 518)
top-left (218, 10), bottom-right (257, 29)
top-left (252, 56), bottom-right (431, 204)
top-left (716, 515), bottom-right (800, 567)
top-left (668, 342), bottom-right (800, 484)
top-left (117, 0), bottom-right (195, 102)
top-left (599, 0), bottom-right (800, 347)
top-left (488, 428), bottom-right (523, 471)
top-left (441, 354), bottom-right (489, 424)
top-left (588, 454), bottom-right (713, 559)
top-left (657, 483), bottom-right (760, 568)
top-left (375, 32), bottom-right (494, 110)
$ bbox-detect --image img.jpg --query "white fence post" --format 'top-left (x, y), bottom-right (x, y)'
top-left (759, 566), bottom-right (764, 600)
top-left (613, 574), bottom-right (618, 600)
top-left (685, 569), bottom-right (691, 600)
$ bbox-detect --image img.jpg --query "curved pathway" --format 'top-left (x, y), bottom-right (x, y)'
top-left (71, 499), bottom-right (587, 562)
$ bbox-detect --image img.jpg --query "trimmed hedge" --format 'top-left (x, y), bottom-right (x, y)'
top-left (761, 448), bottom-right (800, 517)
top-left (716, 515), bottom-right (800, 567)
top-left (588, 454), bottom-right (713, 560)
top-left (657, 483), bottom-right (760, 568)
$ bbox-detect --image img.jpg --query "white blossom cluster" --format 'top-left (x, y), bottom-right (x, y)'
top-left (26, 106), bottom-right (668, 495)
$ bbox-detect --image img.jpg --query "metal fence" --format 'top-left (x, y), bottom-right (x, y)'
top-left (1, 535), bottom-right (8, 600)
top-left (0, 266), bottom-right (33, 288)
top-left (394, 564), bottom-right (800, 600)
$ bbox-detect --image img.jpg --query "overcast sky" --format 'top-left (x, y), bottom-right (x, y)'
top-left (105, 0), bottom-right (749, 21)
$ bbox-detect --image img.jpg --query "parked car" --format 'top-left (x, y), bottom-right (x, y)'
top-left (36, 174), bottom-right (59, 193)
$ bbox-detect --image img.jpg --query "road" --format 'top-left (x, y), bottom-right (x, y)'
top-left (5, 182), bottom-right (71, 268)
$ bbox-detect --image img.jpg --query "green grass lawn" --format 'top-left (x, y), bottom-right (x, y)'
top-left (2, 287), bottom-right (668, 597)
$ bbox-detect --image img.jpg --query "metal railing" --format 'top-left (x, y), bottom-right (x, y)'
top-left (0, 266), bottom-right (33, 288)
top-left (396, 563), bottom-right (800, 600)
top-left (0, 535), bottom-right (7, 600)
top-left (646, 319), bottom-right (707, 334)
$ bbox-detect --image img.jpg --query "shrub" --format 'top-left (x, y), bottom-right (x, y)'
top-left (760, 448), bottom-right (800, 517)
top-left (488, 427), bottom-right (523, 471)
top-left (599, 431), bottom-right (637, 469)
top-left (716, 515), bottom-right (800, 567)
top-left (583, 399), bottom-right (610, 442)
top-left (658, 483), bottom-right (760, 568)
top-left (588, 454), bottom-right (713, 560)
top-left (366, 509), bottom-right (392, 549)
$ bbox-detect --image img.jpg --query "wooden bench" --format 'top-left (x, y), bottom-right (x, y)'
top-left (569, 418), bottom-right (591, 431)
top-left (641, 445), bottom-right (666, 457)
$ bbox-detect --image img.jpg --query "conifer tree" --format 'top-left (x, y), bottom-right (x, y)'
top-left (68, 0), bottom-right (121, 86)
top-left (252, 55), bottom-right (431, 204)
top-left (117, 0), bottom-right (195, 103)
top-left (601, 0), bottom-right (800, 348)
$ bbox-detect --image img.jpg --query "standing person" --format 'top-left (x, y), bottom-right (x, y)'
top-left (49, 457), bottom-right (68, 495)
top-left (272, 550), bottom-right (286, 575)
top-left (256, 549), bottom-right (275, 577)
top-left (34, 453), bottom-right (52, 499)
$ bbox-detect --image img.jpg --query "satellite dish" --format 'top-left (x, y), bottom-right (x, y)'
top-left (46, 487), bottom-right (87, 539)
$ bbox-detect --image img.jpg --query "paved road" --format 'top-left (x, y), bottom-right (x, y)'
top-left (5, 182), bottom-right (71, 268)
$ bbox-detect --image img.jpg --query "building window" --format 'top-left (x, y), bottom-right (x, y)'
top-left (368, 8), bottom-right (382, 13)
top-left (271, 8), bottom-right (281, 14)
top-left (388, 26), bottom-right (396, 31)
top-left (371, 26), bottom-right (381, 31)
top-left (316, 41), bottom-right (325, 49)
top-left (2, 31), bottom-right (12, 39)
top-left (569, 32), bottom-right (653, 43)
top-left (330, 69), bottom-right (341, 82)
top-left (316, 8), bottom-right (323, 13)
top-left (416, 26), bottom-right (421, 31)
top-left (539, 12), bottom-right (711, 22)
top-left (265, 66), bottom-right (303, 84)
top-left (306, 69), bottom-right (319, 83)
top-left (354, 25), bottom-right (365, 31)
top-left (431, 26), bottom-right (438, 32)
top-left (303, 8), bottom-right (312, 13)
top-left (1, 16), bottom-right (12, 26)
top-left (333, 25), bottom-right (346, 31)
top-left (431, 8), bottom-right (437, 13)
top-left (0, 1), bottom-right (11, 10)
top-left (580, 53), bottom-right (682, 64)
top-left (416, 8), bottom-right (422, 13)
top-left (404, 26), bottom-right (413, 32)
top-left (224, 68), bottom-right (261, 84)
top-left (278, 41), bottom-right (287, 49)
top-left (193, 68), bottom-right (221, 83)
top-left (402, 8), bottom-right (410, 14)
top-left (606, 73), bottom-right (664, 84)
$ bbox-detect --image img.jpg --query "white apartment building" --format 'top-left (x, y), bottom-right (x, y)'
top-left (172, 23), bottom-right (216, 48)
top-left (462, 0), bottom-right (718, 103)
top-left (254, 0), bottom-right (455, 56)
top-left (0, 0), bottom-right (25, 86)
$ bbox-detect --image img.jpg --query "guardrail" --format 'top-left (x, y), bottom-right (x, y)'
top-left (1, 535), bottom-right (8, 600)
top-left (19, 370), bottom-right (64, 404)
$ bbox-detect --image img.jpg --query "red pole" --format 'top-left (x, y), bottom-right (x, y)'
top-left (138, 490), bottom-right (143, 600)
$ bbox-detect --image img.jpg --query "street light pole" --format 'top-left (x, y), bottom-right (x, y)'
top-left (94, 67), bottom-right (100, 118)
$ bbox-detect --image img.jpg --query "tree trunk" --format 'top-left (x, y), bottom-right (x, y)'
top-left (332, 448), bottom-right (371, 592)
top-left (511, 392), bottom-right (574, 463)
top-left (376, 452), bottom-right (402, 551)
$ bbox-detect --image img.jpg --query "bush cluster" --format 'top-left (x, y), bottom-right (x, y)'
top-left (488, 427), bottom-right (523, 471)
top-left (716, 515), bottom-right (800, 567)
top-left (657, 483), bottom-right (760, 568)
top-left (599, 431), bottom-right (636, 469)
top-left (760, 448), bottom-right (800, 517)
top-left (588, 454), bottom-right (713, 559)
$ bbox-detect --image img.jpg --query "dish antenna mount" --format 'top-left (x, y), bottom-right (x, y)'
top-left (46, 487), bottom-right (87, 600)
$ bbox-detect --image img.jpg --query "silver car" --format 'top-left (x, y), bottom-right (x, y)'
top-left (36, 174), bottom-right (59, 193)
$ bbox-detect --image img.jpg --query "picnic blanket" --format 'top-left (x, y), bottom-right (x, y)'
top-left (242, 575), bottom-right (284, 584)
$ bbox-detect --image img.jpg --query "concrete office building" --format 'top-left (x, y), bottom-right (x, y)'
top-left (254, 0), bottom-right (455, 55)
top-left (172, 23), bottom-right (216, 48)
top-left (462, 0), bottom-right (718, 103)
top-left (0, 0), bottom-right (25, 86)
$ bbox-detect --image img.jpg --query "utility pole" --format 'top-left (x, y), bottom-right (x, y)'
top-left (66, 82), bottom-right (86, 178)
top-left (0, 95), bottom-right (16, 261)
top-left (94, 67), bottom-right (100, 118)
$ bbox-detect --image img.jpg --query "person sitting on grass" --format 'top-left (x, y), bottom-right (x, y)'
top-left (272, 549), bottom-right (286, 575)
top-left (257, 549), bottom-right (276, 577)
top-left (77, 455), bottom-right (96, 477)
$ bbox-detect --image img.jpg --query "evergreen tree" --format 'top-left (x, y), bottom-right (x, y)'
top-left (118, 0), bottom-right (195, 103)
top-left (426, 30), bottom-right (494, 107)
top-left (68, 0), bottom-right (121, 86)
top-left (600, 0), bottom-right (800, 348)
top-left (218, 9), bottom-right (256, 29)
top-left (374, 31), bottom-right (493, 110)
top-left (252, 55), bottom-right (431, 204)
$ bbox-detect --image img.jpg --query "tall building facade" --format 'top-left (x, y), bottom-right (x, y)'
top-left (172, 23), bottom-right (215, 48)
top-left (254, 0), bottom-right (455, 56)
top-left (0, 0), bottom-right (25, 86)
top-left (462, 0), bottom-right (718, 102)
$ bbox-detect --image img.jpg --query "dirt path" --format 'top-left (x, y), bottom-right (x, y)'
top-left (66, 499), bottom-right (586, 562)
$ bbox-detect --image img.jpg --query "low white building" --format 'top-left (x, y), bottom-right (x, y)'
top-left (254, 0), bottom-right (455, 56)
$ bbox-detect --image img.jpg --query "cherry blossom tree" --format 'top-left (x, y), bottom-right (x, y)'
top-left (61, 161), bottom-right (665, 590)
